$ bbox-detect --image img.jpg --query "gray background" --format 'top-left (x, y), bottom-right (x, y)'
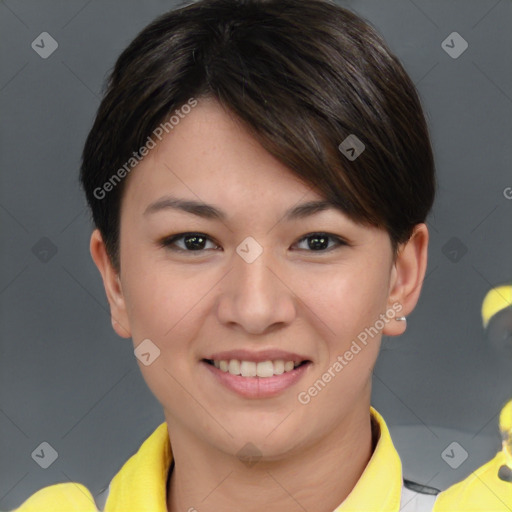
top-left (1, 0), bottom-right (511, 509)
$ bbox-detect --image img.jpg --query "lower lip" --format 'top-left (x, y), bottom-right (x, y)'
top-left (201, 360), bottom-right (312, 399)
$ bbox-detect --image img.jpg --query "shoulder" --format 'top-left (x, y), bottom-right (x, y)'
top-left (10, 422), bottom-right (168, 512)
top-left (400, 449), bottom-right (512, 512)
top-left (10, 482), bottom-right (100, 512)
top-left (399, 450), bottom-right (512, 512)
top-left (433, 450), bottom-right (511, 511)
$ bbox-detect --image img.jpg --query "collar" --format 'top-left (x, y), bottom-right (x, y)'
top-left (104, 421), bottom-right (171, 512)
top-left (334, 406), bottom-right (403, 511)
top-left (104, 406), bottom-right (403, 512)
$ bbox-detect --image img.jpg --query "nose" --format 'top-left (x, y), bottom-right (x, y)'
top-left (216, 245), bottom-right (297, 335)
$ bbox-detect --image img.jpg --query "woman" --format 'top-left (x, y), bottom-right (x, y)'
top-left (13, 0), bottom-right (509, 510)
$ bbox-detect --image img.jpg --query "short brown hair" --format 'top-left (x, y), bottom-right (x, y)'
top-left (80, 0), bottom-right (436, 272)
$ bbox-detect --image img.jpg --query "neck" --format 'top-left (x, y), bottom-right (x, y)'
top-left (166, 406), bottom-right (376, 512)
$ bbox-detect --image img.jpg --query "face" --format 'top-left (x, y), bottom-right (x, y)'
top-left (92, 98), bottom-right (422, 460)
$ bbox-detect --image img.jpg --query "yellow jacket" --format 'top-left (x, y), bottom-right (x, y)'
top-left (10, 407), bottom-right (511, 512)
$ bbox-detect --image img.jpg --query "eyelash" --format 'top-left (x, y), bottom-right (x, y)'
top-left (158, 232), bottom-right (348, 254)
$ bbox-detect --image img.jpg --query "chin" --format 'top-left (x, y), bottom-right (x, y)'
top-left (230, 423), bottom-right (303, 453)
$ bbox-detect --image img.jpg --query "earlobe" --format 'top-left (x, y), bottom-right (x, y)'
top-left (89, 229), bottom-right (132, 338)
top-left (383, 223), bottom-right (429, 337)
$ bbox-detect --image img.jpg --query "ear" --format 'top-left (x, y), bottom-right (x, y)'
top-left (383, 223), bottom-right (429, 336)
top-left (89, 229), bottom-right (131, 338)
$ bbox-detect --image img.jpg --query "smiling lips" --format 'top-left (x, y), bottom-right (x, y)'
top-left (205, 358), bottom-right (305, 378)
top-left (203, 348), bottom-right (311, 378)
top-left (201, 349), bottom-right (312, 398)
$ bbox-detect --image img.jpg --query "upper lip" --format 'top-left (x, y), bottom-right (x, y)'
top-left (204, 349), bottom-right (311, 364)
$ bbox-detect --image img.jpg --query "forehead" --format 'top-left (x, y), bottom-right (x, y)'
top-left (120, 98), bottom-right (326, 217)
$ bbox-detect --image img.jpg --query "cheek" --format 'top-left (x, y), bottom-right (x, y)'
top-left (294, 260), bottom-right (391, 341)
top-left (292, 260), bottom-right (389, 398)
top-left (119, 233), bottom-right (206, 340)
top-left (294, 266), bottom-right (387, 416)
top-left (120, 257), bottom-right (210, 407)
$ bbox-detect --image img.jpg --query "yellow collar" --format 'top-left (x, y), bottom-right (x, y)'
top-left (105, 406), bottom-right (403, 512)
top-left (334, 407), bottom-right (403, 511)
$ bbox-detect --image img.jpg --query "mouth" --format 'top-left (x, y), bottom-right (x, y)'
top-left (201, 358), bottom-right (312, 399)
top-left (202, 358), bottom-right (311, 378)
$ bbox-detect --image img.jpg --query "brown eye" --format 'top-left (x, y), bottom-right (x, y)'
top-left (293, 233), bottom-right (346, 252)
top-left (160, 232), bottom-right (219, 252)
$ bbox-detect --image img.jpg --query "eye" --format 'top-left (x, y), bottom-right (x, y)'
top-left (159, 231), bottom-right (347, 253)
top-left (159, 232), bottom-right (220, 252)
top-left (292, 232), bottom-right (346, 252)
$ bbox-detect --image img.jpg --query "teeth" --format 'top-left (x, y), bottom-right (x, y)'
top-left (210, 359), bottom-right (304, 378)
top-left (256, 361), bottom-right (275, 377)
top-left (229, 359), bottom-right (241, 375)
top-left (273, 360), bottom-right (285, 375)
top-left (240, 361), bottom-right (257, 377)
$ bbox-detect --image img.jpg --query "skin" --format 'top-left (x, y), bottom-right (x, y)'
top-left (90, 97), bottom-right (429, 512)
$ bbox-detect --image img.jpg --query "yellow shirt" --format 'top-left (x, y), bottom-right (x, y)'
top-left (10, 407), bottom-right (511, 512)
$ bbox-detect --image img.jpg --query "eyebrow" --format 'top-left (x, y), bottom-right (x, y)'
top-left (143, 195), bottom-right (341, 222)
